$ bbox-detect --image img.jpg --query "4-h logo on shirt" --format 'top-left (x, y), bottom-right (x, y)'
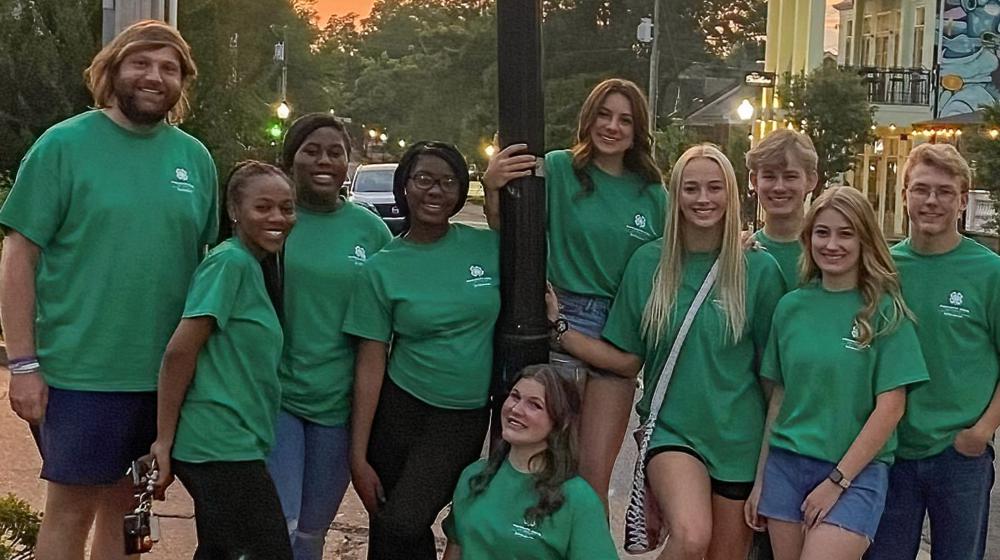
top-left (842, 321), bottom-right (867, 352)
top-left (512, 520), bottom-right (542, 541)
top-left (170, 167), bottom-right (195, 193)
top-left (349, 245), bottom-right (368, 266)
top-left (466, 264), bottom-right (494, 288)
top-left (626, 212), bottom-right (654, 241)
top-left (939, 290), bottom-right (971, 319)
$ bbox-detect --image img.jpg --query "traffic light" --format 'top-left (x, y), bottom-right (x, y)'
top-left (266, 121), bottom-right (283, 141)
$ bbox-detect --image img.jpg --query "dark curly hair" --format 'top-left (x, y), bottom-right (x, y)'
top-left (469, 365), bottom-right (582, 524)
top-left (280, 113), bottom-right (352, 172)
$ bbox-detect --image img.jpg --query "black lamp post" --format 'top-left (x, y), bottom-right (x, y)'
top-left (491, 0), bottom-right (549, 438)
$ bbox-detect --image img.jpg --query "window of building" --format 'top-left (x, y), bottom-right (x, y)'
top-left (861, 15), bottom-right (873, 65)
top-left (914, 6), bottom-right (925, 68)
top-left (875, 11), bottom-right (898, 68)
top-left (845, 19), bottom-right (854, 65)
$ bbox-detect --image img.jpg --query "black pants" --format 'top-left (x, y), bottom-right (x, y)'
top-left (173, 459), bottom-right (292, 560)
top-left (367, 379), bottom-right (490, 560)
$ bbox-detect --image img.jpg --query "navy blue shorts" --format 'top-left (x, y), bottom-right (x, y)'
top-left (758, 447), bottom-right (889, 541)
top-left (40, 388), bottom-right (157, 486)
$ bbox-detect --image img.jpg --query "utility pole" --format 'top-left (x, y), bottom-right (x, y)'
top-left (102, 0), bottom-right (178, 44)
top-left (492, 0), bottom-right (548, 439)
top-left (648, 0), bottom-right (661, 131)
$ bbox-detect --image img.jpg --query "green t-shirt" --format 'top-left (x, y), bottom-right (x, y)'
top-left (603, 241), bottom-right (785, 482)
top-left (279, 203), bottom-right (392, 426)
top-left (0, 110), bottom-right (218, 391)
top-left (892, 237), bottom-right (1000, 460)
top-left (761, 285), bottom-right (930, 464)
top-left (343, 224), bottom-right (500, 409)
top-left (444, 459), bottom-right (617, 560)
top-left (545, 149), bottom-right (668, 298)
top-left (172, 238), bottom-right (284, 463)
top-left (753, 230), bottom-right (801, 290)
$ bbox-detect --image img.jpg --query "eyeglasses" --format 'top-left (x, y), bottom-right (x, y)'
top-left (409, 172), bottom-right (461, 193)
top-left (907, 185), bottom-right (960, 204)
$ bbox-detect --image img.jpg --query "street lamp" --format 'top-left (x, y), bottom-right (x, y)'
top-left (737, 98), bottom-right (755, 121)
top-left (484, 144), bottom-right (497, 158)
top-left (379, 132), bottom-right (388, 143)
top-left (276, 101), bottom-right (291, 120)
top-left (368, 129), bottom-right (377, 140)
top-left (398, 139), bottom-right (406, 148)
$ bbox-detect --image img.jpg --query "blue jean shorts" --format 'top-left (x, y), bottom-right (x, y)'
top-left (549, 287), bottom-right (615, 380)
top-left (758, 446), bottom-right (889, 541)
top-left (40, 387), bottom-right (157, 485)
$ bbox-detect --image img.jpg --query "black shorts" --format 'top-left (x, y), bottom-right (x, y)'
top-left (646, 445), bottom-right (754, 501)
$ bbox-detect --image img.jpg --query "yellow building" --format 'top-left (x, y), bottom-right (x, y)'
top-left (762, 0), bottom-right (939, 238)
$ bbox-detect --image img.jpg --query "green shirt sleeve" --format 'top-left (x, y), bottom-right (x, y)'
top-left (199, 161), bottom-right (220, 248)
top-left (0, 136), bottom-right (69, 247)
top-left (760, 318), bottom-right (783, 385)
top-left (874, 316), bottom-right (930, 395)
top-left (182, 250), bottom-right (245, 328)
top-left (751, 254), bottom-right (786, 367)
top-left (566, 480), bottom-right (618, 560)
top-left (343, 263), bottom-right (393, 343)
top-left (602, 251), bottom-right (649, 356)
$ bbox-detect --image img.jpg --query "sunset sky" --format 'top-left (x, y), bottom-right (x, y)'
top-left (315, 0), bottom-right (841, 52)
top-left (317, 0), bottom-right (375, 22)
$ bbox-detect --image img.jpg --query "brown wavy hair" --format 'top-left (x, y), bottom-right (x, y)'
top-left (469, 365), bottom-right (581, 524)
top-left (800, 187), bottom-right (912, 347)
top-left (84, 20), bottom-right (198, 124)
top-left (569, 78), bottom-right (662, 195)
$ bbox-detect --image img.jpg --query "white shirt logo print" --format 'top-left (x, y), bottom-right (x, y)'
top-left (170, 167), bottom-right (194, 193)
top-left (470, 265), bottom-right (484, 278)
top-left (634, 214), bottom-right (647, 228)
top-left (349, 245), bottom-right (368, 265)
top-left (466, 264), bottom-right (493, 287)
top-left (949, 291), bottom-right (964, 306)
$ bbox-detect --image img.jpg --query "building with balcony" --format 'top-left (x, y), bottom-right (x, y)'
top-left (760, 0), bottom-right (1000, 239)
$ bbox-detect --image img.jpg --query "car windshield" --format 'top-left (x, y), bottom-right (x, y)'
top-left (353, 169), bottom-right (395, 193)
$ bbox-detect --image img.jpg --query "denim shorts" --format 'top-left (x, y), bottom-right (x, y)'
top-left (758, 446), bottom-right (889, 541)
top-left (40, 387), bottom-right (157, 485)
top-left (549, 287), bottom-right (616, 380)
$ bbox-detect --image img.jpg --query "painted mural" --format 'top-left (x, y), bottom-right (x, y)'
top-left (939, 0), bottom-right (1000, 116)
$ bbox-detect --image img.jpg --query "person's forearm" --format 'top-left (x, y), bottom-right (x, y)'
top-left (753, 383), bottom-right (783, 485)
top-left (155, 346), bottom-right (199, 446)
top-left (971, 379), bottom-right (1000, 436)
top-left (836, 389), bottom-right (906, 481)
top-left (559, 330), bottom-right (642, 378)
top-left (350, 341), bottom-right (387, 465)
top-left (484, 188), bottom-right (501, 231)
top-left (0, 233), bottom-right (40, 359)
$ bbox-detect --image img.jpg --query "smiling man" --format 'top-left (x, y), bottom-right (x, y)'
top-left (868, 143), bottom-right (1000, 560)
top-left (0, 20), bottom-right (217, 559)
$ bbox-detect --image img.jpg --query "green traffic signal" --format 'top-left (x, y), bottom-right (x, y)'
top-left (268, 123), bottom-right (283, 139)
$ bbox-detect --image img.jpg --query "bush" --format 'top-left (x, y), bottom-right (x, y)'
top-left (0, 494), bottom-right (40, 560)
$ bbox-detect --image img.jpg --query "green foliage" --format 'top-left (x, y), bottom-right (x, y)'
top-left (0, 0), bottom-right (767, 177)
top-left (778, 61), bottom-right (875, 189)
top-left (0, 494), bottom-right (40, 560)
top-left (0, 0), bottom-right (100, 172)
top-left (965, 103), bottom-right (1000, 231)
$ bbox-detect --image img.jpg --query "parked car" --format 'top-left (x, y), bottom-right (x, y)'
top-left (350, 163), bottom-right (406, 235)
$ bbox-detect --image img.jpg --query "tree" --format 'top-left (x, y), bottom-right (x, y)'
top-left (965, 103), bottom-right (1000, 232)
top-left (0, 0), bottom-right (100, 173)
top-left (778, 61), bottom-right (875, 191)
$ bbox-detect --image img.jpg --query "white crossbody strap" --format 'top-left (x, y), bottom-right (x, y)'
top-left (644, 258), bottom-right (720, 427)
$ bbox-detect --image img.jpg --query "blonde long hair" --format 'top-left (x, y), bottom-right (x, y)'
top-left (641, 144), bottom-right (746, 344)
top-left (84, 20), bottom-right (198, 124)
top-left (799, 187), bottom-right (912, 346)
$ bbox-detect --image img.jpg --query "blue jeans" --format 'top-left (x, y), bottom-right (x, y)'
top-left (550, 288), bottom-right (613, 380)
top-left (266, 410), bottom-right (351, 560)
top-left (867, 445), bottom-right (995, 559)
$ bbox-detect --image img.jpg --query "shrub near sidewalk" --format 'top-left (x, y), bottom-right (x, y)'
top-left (0, 494), bottom-right (40, 560)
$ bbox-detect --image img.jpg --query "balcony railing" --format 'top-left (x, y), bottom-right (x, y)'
top-left (850, 67), bottom-right (932, 106)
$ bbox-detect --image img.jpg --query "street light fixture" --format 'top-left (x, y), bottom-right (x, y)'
top-left (737, 98), bottom-right (755, 121)
top-left (484, 144), bottom-right (496, 158)
top-left (379, 132), bottom-right (388, 143)
top-left (276, 101), bottom-right (291, 120)
top-left (398, 139), bottom-right (406, 148)
top-left (368, 129), bottom-right (377, 139)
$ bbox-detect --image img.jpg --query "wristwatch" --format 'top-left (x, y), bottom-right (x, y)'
top-left (551, 317), bottom-right (569, 340)
top-left (828, 467), bottom-right (851, 490)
